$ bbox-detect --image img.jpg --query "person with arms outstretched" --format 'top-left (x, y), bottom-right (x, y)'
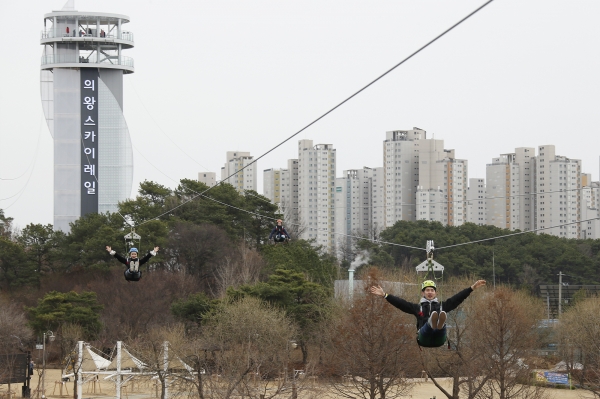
top-left (106, 246), bottom-right (159, 282)
top-left (269, 219), bottom-right (290, 243)
top-left (370, 279), bottom-right (486, 347)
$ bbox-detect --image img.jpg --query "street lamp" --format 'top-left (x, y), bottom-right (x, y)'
top-left (41, 331), bottom-right (55, 399)
top-left (286, 340), bottom-right (298, 399)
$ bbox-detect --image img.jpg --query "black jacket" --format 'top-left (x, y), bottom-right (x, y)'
top-left (385, 287), bottom-right (473, 330)
top-left (269, 225), bottom-right (289, 239)
top-left (113, 252), bottom-right (154, 269)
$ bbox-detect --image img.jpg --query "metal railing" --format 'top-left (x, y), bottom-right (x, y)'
top-left (40, 30), bottom-right (134, 42)
top-left (41, 54), bottom-right (134, 68)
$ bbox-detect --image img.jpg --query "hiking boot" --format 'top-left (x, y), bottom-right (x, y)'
top-left (437, 311), bottom-right (447, 329)
top-left (429, 311), bottom-right (438, 329)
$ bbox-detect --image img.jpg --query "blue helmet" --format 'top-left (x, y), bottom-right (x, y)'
top-left (129, 247), bottom-right (138, 254)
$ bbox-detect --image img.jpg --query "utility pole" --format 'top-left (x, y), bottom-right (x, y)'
top-left (558, 271), bottom-right (565, 315)
top-left (492, 249), bottom-right (495, 288)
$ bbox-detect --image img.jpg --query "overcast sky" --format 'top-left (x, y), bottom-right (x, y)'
top-left (1, 0), bottom-right (599, 230)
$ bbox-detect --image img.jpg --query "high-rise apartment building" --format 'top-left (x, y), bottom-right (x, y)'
top-left (281, 159), bottom-right (299, 228)
top-left (581, 173), bottom-right (600, 239)
top-left (263, 168), bottom-right (283, 205)
top-left (534, 145), bottom-right (581, 238)
top-left (486, 154), bottom-right (521, 230)
top-left (334, 168), bottom-right (373, 257)
top-left (263, 159), bottom-right (299, 228)
top-left (41, 5), bottom-right (135, 231)
top-left (485, 148), bottom-right (534, 231)
top-left (298, 140), bottom-right (336, 253)
top-left (221, 151), bottom-right (257, 193)
top-left (441, 157), bottom-right (468, 226)
top-left (198, 172), bottom-right (216, 187)
top-left (467, 178), bottom-right (486, 225)
top-left (415, 137), bottom-right (468, 226)
top-left (383, 128), bottom-right (423, 227)
top-left (371, 167), bottom-right (385, 233)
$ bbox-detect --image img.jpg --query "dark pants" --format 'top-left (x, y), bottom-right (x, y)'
top-left (124, 269), bottom-right (141, 281)
top-left (273, 234), bottom-right (287, 243)
top-left (417, 321), bottom-right (447, 347)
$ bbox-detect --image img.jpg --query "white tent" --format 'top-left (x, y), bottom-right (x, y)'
top-left (82, 345), bottom-right (111, 370)
top-left (107, 347), bottom-right (146, 370)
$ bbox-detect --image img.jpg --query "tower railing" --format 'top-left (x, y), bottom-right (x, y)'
top-left (41, 54), bottom-right (134, 67)
top-left (41, 30), bottom-right (134, 42)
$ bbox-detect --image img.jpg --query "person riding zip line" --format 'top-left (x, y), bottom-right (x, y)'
top-left (269, 219), bottom-right (290, 243)
top-left (105, 245), bottom-right (159, 282)
top-left (370, 279), bottom-right (486, 347)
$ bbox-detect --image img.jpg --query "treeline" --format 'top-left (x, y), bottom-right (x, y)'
top-left (360, 220), bottom-right (600, 288)
top-left (0, 179), bottom-right (336, 290)
top-left (3, 181), bottom-right (600, 294)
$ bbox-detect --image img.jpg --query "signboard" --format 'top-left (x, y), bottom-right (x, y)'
top-left (535, 371), bottom-right (570, 386)
top-left (80, 69), bottom-right (99, 215)
top-left (0, 354), bottom-right (27, 384)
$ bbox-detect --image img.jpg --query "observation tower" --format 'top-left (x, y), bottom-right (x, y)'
top-left (40, 1), bottom-right (134, 231)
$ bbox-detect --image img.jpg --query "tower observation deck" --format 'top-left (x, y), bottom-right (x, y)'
top-left (40, 4), bottom-right (134, 231)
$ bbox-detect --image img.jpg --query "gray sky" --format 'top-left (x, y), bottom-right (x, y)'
top-left (1, 0), bottom-right (599, 230)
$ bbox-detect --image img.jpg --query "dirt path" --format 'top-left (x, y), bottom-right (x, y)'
top-left (16, 369), bottom-right (592, 399)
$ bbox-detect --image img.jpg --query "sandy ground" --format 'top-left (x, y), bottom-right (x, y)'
top-left (1, 369), bottom-right (593, 399)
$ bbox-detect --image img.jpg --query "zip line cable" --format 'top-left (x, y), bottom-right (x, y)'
top-left (0, 137), bottom-right (39, 181)
top-left (134, 0), bottom-right (495, 227)
top-left (435, 216), bottom-right (600, 251)
top-left (0, 162), bottom-right (35, 181)
top-left (130, 144), bottom-right (598, 254)
top-left (91, 2), bottom-right (595, 254)
top-left (2, 117), bottom-right (44, 209)
top-left (243, 185), bottom-right (592, 214)
top-left (131, 144), bottom-right (425, 251)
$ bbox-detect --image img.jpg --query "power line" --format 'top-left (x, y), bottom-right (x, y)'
top-left (135, 0), bottom-right (495, 226)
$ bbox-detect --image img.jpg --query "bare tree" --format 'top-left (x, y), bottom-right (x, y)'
top-left (471, 287), bottom-right (548, 399)
top-left (164, 223), bottom-right (231, 286)
top-left (517, 264), bottom-right (543, 296)
top-left (59, 323), bottom-right (85, 399)
top-left (279, 198), bottom-right (304, 240)
top-left (419, 279), bottom-right (491, 399)
top-left (0, 302), bottom-right (33, 397)
top-left (213, 244), bottom-right (264, 297)
top-left (174, 297), bottom-right (297, 399)
top-left (324, 269), bottom-right (418, 399)
top-left (558, 296), bottom-right (600, 397)
top-left (129, 324), bottom-right (188, 399)
top-left (91, 269), bottom-right (192, 341)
